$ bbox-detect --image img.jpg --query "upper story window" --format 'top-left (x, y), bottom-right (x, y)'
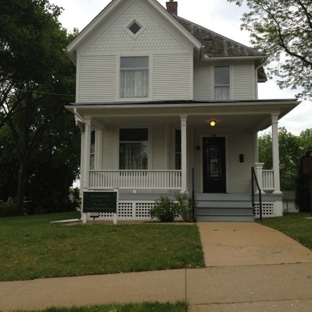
top-left (214, 66), bottom-right (230, 100)
top-left (120, 57), bottom-right (148, 98)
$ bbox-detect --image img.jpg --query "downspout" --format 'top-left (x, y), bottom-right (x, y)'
top-left (199, 44), bottom-right (209, 61)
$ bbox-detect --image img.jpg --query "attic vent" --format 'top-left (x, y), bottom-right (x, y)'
top-left (128, 21), bottom-right (141, 35)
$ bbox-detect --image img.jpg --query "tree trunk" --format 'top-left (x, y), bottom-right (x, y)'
top-left (16, 159), bottom-right (28, 215)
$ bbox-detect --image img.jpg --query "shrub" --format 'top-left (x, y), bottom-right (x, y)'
top-left (150, 196), bottom-right (178, 222)
top-left (0, 197), bottom-right (17, 217)
top-left (150, 193), bottom-right (197, 222)
top-left (175, 193), bottom-right (196, 222)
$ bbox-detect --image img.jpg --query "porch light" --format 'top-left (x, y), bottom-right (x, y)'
top-left (209, 120), bottom-right (216, 127)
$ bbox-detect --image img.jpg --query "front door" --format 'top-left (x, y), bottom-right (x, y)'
top-left (203, 137), bottom-right (226, 193)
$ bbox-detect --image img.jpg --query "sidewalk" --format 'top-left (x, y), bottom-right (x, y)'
top-left (1, 222), bottom-right (312, 312)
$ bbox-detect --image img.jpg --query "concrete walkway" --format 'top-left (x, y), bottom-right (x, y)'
top-left (1, 222), bottom-right (312, 311)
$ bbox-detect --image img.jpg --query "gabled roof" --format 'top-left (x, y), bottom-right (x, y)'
top-left (66, 0), bottom-right (202, 61)
top-left (172, 15), bottom-right (266, 58)
top-left (65, 0), bottom-right (268, 81)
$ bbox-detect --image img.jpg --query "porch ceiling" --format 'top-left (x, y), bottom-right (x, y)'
top-left (91, 113), bottom-right (270, 132)
top-left (67, 99), bottom-right (300, 133)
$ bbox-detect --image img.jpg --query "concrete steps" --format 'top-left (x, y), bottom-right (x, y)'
top-left (196, 194), bottom-right (255, 222)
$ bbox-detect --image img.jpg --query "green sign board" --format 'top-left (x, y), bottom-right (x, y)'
top-left (83, 191), bottom-right (117, 213)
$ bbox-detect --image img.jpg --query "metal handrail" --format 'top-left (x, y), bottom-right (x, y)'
top-left (251, 167), bottom-right (262, 222)
top-left (192, 167), bottom-right (195, 222)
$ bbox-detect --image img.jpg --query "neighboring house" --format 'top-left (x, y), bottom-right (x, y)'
top-left (282, 191), bottom-right (298, 213)
top-left (65, 0), bottom-right (300, 222)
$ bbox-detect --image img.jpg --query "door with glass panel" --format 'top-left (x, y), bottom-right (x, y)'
top-left (203, 137), bottom-right (226, 193)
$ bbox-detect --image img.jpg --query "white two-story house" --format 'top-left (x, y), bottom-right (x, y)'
top-left (65, 0), bottom-right (300, 222)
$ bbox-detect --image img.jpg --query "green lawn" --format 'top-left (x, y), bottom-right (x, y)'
top-left (0, 212), bottom-right (204, 281)
top-left (260, 212), bottom-right (312, 249)
top-left (12, 301), bottom-right (188, 312)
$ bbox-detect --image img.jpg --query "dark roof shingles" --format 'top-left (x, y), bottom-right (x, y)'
top-left (173, 15), bottom-right (266, 58)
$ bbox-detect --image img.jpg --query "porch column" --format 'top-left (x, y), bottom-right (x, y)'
top-left (180, 115), bottom-right (188, 193)
top-left (272, 114), bottom-right (281, 194)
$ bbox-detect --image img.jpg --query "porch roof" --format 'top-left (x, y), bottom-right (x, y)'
top-left (66, 99), bottom-right (300, 133)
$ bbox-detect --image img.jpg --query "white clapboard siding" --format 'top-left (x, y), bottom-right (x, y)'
top-left (78, 55), bottom-right (116, 103)
top-left (152, 126), bottom-right (165, 169)
top-left (153, 53), bottom-right (191, 100)
top-left (193, 66), bottom-right (211, 101)
top-left (227, 132), bottom-right (254, 193)
top-left (233, 64), bottom-right (255, 100)
top-left (102, 127), bottom-right (119, 170)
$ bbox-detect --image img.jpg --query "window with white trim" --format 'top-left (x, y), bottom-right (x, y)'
top-left (119, 129), bottom-right (148, 169)
top-left (175, 130), bottom-right (181, 170)
top-left (120, 57), bottom-right (148, 98)
top-left (90, 130), bottom-right (95, 170)
top-left (214, 66), bottom-right (230, 100)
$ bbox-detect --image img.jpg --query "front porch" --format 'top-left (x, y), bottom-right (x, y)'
top-left (67, 100), bottom-right (299, 222)
top-left (83, 166), bottom-right (280, 221)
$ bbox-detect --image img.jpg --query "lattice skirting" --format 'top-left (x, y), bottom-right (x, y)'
top-left (96, 201), bottom-right (156, 220)
top-left (254, 202), bottom-right (275, 217)
top-left (90, 201), bottom-right (182, 221)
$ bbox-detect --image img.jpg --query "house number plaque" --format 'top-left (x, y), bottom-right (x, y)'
top-left (83, 191), bottom-right (117, 213)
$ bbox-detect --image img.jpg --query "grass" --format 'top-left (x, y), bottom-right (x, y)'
top-left (260, 212), bottom-right (312, 249)
top-left (12, 301), bottom-right (188, 312)
top-left (0, 212), bottom-right (204, 282)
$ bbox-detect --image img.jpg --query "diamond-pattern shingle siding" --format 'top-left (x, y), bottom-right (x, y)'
top-left (84, 1), bottom-right (185, 53)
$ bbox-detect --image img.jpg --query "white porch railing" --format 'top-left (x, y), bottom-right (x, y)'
top-left (89, 170), bottom-right (182, 190)
top-left (262, 170), bottom-right (274, 191)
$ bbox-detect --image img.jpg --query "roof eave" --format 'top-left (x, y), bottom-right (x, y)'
top-left (66, 0), bottom-right (122, 59)
top-left (201, 55), bottom-right (268, 61)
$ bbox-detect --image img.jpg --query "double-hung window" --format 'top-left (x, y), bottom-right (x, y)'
top-left (214, 66), bottom-right (230, 100)
top-left (175, 130), bottom-right (181, 170)
top-left (90, 130), bottom-right (95, 170)
top-left (119, 129), bottom-right (148, 170)
top-left (120, 57), bottom-right (148, 98)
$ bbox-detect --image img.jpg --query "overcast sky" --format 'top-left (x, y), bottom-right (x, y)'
top-left (53, 0), bottom-right (311, 136)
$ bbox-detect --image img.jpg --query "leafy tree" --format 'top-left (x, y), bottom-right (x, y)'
top-left (278, 128), bottom-right (300, 190)
top-left (259, 127), bottom-right (312, 211)
top-left (257, 132), bottom-right (272, 170)
top-left (259, 127), bottom-right (302, 190)
top-left (228, 0), bottom-right (312, 99)
top-left (0, 112), bottom-right (80, 215)
top-left (0, 0), bottom-right (79, 214)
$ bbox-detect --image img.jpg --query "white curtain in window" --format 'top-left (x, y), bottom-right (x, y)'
top-left (215, 86), bottom-right (230, 101)
top-left (120, 70), bottom-right (148, 98)
top-left (120, 142), bottom-right (148, 169)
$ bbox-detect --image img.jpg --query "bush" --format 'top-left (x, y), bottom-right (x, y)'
top-left (175, 193), bottom-right (196, 222)
top-left (150, 196), bottom-right (178, 222)
top-left (0, 197), bottom-right (17, 217)
top-left (150, 193), bottom-right (197, 222)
